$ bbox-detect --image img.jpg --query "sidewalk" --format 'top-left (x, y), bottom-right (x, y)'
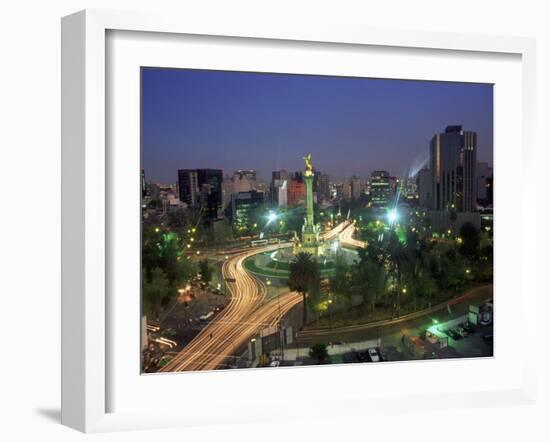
top-left (281, 339), bottom-right (379, 361)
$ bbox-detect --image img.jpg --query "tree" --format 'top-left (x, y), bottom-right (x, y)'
top-left (198, 259), bottom-right (213, 284)
top-left (458, 222), bottom-right (480, 259)
top-left (143, 267), bottom-right (171, 320)
top-left (309, 343), bottom-right (329, 364)
top-left (330, 254), bottom-right (351, 304)
top-left (288, 252), bottom-right (320, 326)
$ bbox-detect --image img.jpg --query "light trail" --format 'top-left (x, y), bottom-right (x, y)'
top-left (159, 221), bottom-right (350, 372)
top-left (338, 221), bottom-right (366, 249)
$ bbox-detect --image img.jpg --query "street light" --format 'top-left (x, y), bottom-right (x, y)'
top-left (387, 209), bottom-right (398, 224)
top-left (266, 210), bottom-right (279, 225)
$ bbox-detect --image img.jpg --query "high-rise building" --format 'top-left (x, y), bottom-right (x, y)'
top-left (231, 190), bottom-right (265, 232)
top-left (177, 169), bottom-right (200, 206)
top-left (369, 170), bottom-right (392, 208)
top-left (476, 162), bottom-right (493, 204)
top-left (417, 168), bottom-right (432, 208)
top-left (272, 169), bottom-right (289, 182)
top-left (178, 168), bottom-right (223, 219)
top-left (351, 176), bottom-right (362, 199)
top-left (221, 175), bottom-right (233, 211)
top-left (317, 173), bottom-right (330, 202)
top-left (430, 125), bottom-right (477, 212)
top-left (270, 179), bottom-right (288, 208)
top-left (270, 170), bottom-right (290, 208)
top-left (288, 173), bottom-right (306, 206)
top-left (232, 170), bottom-right (257, 193)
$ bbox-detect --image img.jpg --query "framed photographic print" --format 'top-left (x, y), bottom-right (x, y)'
top-left (61, 9), bottom-right (538, 432)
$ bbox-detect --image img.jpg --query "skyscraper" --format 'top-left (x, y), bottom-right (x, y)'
top-left (178, 168), bottom-right (223, 219)
top-left (369, 170), bottom-right (392, 208)
top-left (417, 168), bottom-right (432, 208)
top-left (350, 176), bottom-right (362, 199)
top-left (430, 125), bottom-right (477, 212)
top-left (177, 169), bottom-right (200, 206)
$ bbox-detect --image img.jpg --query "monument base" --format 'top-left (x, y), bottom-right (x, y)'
top-left (294, 227), bottom-right (324, 256)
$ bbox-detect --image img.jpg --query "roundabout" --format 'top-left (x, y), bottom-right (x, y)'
top-left (243, 241), bottom-right (359, 280)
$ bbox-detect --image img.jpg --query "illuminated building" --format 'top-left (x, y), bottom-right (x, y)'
top-left (430, 125), bottom-right (477, 212)
top-left (231, 190), bottom-right (265, 232)
top-left (369, 170), bottom-right (392, 208)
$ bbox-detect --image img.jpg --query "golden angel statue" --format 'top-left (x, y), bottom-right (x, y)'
top-left (303, 153), bottom-right (313, 174)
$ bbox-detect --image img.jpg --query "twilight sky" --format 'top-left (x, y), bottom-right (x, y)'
top-left (141, 68), bottom-right (493, 184)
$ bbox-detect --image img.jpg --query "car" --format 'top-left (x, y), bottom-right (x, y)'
top-left (367, 347), bottom-right (380, 362)
top-left (213, 303), bottom-right (225, 312)
top-left (269, 360), bottom-right (280, 367)
top-left (479, 311), bottom-right (493, 326)
top-left (199, 311), bottom-right (215, 322)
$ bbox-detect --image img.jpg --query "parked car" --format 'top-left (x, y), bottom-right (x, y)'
top-left (367, 347), bottom-right (380, 362)
top-left (479, 311), bottom-right (493, 326)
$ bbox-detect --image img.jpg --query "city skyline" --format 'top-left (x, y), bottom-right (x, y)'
top-left (141, 68), bottom-right (493, 184)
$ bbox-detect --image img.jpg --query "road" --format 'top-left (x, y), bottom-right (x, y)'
top-left (297, 284), bottom-right (493, 345)
top-left (159, 221), bottom-right (350, 372)
top-left (338, 221), bottom-right (366, 249)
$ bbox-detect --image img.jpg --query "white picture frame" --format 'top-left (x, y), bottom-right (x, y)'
top-left (61, 9), bottom-right (538, 433)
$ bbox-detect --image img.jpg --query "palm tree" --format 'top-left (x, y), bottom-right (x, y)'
top-left (288, 252), bottom-right (320, 327)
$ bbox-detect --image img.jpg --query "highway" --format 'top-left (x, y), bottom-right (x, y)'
top-left (159, 221), bottom-right (351, 372)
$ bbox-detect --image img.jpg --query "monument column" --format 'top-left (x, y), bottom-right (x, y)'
top-left (304, 172), bottom-right (314, 227)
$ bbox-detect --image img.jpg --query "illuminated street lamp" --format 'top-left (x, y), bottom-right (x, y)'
top-left (266, 210), bottom-right (279, 225)
top-left (387, 209), bottom-right (398, 225)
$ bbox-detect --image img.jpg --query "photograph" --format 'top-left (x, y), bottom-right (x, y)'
top-left (140, 68), bottom-right (494, 373)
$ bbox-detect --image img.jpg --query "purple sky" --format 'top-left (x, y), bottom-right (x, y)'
top-left (141, 68), bottom-right (493, 183)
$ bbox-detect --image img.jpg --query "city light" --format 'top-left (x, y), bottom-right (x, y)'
top-left (266, 210), bottom-right (279, 225)
top-left (387, 209), bottom-right (398, 224)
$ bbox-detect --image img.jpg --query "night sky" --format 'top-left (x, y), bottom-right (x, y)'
top-left (141, 68), bottom-right (493, 184)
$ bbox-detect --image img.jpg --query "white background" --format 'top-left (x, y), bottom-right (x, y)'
top-left (109, 30), bottom-right (524, 415)
top-left (0, 0), bottom-right (548, 441)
